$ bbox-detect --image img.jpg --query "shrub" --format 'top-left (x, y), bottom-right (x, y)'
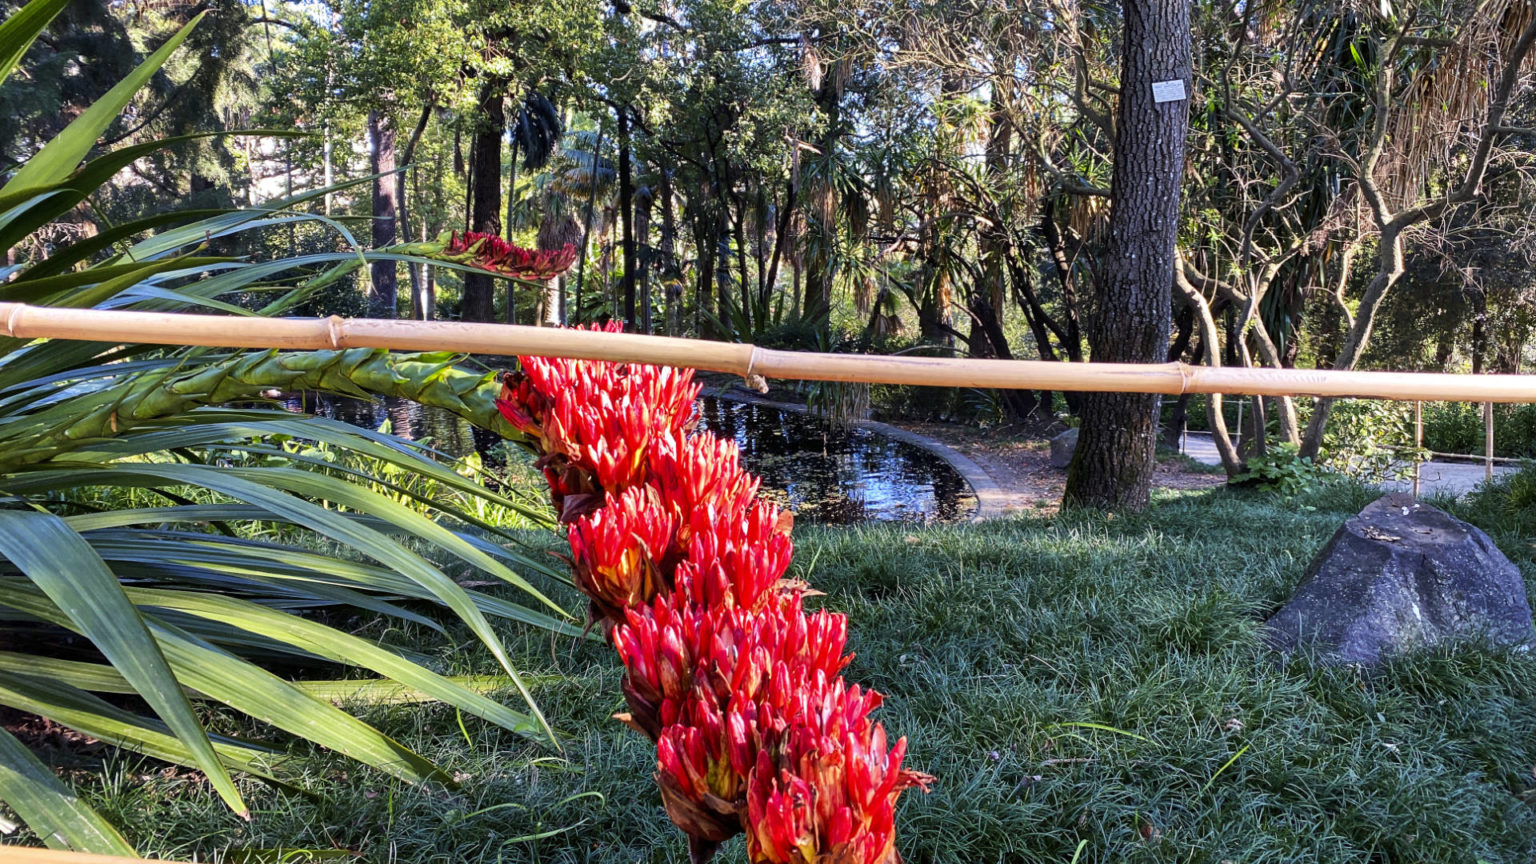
top-left (1232, 442), bottom-right (1331, 495)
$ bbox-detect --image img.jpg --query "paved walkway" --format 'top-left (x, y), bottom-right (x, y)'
top-left (1179, 432), bottom-right (1515, 498)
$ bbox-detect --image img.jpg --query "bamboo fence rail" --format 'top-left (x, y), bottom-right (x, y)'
top-left (2, 302), bottom-right (1535, 402)
top-left (0, 849), bottom-right (146, 864)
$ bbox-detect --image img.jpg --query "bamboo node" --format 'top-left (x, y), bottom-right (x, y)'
top-left (743, 346), bottom-right (768, 394)
top-left (3, 303), bottom-right (23, 339)
top-left (325, 315), bottom-right (345, 350)
top-left (1175, 361), bottom-right (1194, 395)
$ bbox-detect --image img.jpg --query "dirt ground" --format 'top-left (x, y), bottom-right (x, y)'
top-left (898, 421), bottom-right (1226, 515)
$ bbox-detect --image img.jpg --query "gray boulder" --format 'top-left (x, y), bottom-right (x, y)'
top-left (1049, 428), bottom-right (1078, 469)
top-left (1263, 492), bottom-right (1533, 665)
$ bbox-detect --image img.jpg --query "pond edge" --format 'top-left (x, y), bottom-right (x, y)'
top-left (701, 387), bottom-right (1010, 521)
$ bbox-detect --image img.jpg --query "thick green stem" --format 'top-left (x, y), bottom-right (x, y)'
top-left (1, 349), bottom-right (517, 473)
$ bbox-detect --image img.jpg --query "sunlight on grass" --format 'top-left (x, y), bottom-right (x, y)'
top-left (24, 480), bottom-right (1533, 864)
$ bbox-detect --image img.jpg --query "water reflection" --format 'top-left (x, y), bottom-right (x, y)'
top-left (277, 393), bottom-right (976, 524)
top-left (696, 398), bottom-right (975, 524)
top-left (274, 391), bottom-right (502, 458)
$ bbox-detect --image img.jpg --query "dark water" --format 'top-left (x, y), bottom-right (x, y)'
top-left (277, 394), bottom-right (976, 524)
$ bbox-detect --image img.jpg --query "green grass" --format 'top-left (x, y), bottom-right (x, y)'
top-left (16, 481), bottom-right (1536, 863)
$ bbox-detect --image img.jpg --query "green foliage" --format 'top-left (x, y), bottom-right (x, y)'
top-left (1456, 461), bottom-right (1536, 531)
top-left (1232, 442), bottom-right (1332, 495)
top-left (1421, 402), bottom-right (1536, 460)
top-left (0, 1), bottom-right (577, 852)
top-left (45, 485), bottom-right (1536, 863)
top-left (1317, 398), bottom-right (1421, 481)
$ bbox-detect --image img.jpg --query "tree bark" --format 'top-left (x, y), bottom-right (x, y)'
top-left (660, 169), bottom-right (681, 335)
top-left (618, 106), bottom-right (638, 329)
top-left (572, 125), bottom-right (605, 327)
top-left (367, 109), bottom-right (398, 319)
top-left (763, 178), bottom-right (793, 309)
top-left (1064, 0), bottom-right (1191, 512)
top-left (801, 79), bottom-right (841, 332)
top-left (637, 185), bottom-right (654, 333)
top-left (695, 209), bottom-right (717, 338)
top-left (461, 78), bottom-right (505, 322)
top-left (399, 104), bottom-right (432, 321)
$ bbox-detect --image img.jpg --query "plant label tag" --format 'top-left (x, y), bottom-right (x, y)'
top-left (1152, 79), bottom-right (1187, 103)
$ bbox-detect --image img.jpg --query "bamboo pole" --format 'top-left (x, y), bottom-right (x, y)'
top-left (1413, 401), bottom-right (1422, 498)
top-left (1485, 401), bottom-right (1495, 482)
top-left (0, 850), bottom-right (153, 864)
top-left (6, 302), bottom-right (1536, 403)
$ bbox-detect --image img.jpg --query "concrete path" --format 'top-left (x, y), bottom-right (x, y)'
top-left (1179, 431), bottom-right (1516, 498)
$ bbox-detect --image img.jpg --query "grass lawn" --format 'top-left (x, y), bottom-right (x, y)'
top-left (46, 480), bottom-right (1536, 863)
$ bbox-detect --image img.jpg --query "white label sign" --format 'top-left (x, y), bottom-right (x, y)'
top-left (1152, 79), bottom-right (1187, 103)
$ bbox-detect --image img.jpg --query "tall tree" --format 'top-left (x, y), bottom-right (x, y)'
top-left (460, 77), bottom-right (506, 322)
top-left (618, 105), bottom-right (638, 328)
top-left (1064, 0), bottom-right (1192, 511)
top-left (367, 108), bottom-right (398, 318)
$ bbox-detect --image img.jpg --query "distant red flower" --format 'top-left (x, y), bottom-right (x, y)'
top-left (496, 337), bottom-right (929, 864)
top-left (437, 231), bottom-right (577, 281)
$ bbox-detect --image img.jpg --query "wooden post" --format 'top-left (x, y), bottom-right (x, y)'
top-left (1413, 401), bottom-right (1422, 498)
top-left (1485, 401), bottom-right (1495, 483)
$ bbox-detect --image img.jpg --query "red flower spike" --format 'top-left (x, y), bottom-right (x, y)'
top-left (496, 333), bottom-right (928, 864)
top-left (439, 231), bottom-right (578, 281)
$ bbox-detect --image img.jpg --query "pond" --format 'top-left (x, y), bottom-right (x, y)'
top-left (275, 393), bottom-right (977, 524)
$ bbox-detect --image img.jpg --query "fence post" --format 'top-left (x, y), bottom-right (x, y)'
top-left (1484, 401), bottom-right (1495, 484)
top-left (1413, 401), bottom-right (1422, 498)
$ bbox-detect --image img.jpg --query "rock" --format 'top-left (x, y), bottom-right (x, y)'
top-left (1049, 428), bottom-right (1078, 469)
top-left (1263, 493), bottom-right (1533, 665)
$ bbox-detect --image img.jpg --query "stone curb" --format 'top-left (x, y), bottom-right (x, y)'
top-left (701, 387), bottom-right (1013, 522)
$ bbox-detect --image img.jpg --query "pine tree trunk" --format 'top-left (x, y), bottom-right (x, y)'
top-left (461, 79), bottom-right (505, 322)
top-left (1064, 0), bottom-right (1191, 512)
top-left (368, 110), bottom-right (398, 319)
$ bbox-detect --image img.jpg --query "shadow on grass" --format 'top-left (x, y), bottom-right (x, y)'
top-left (55, 480), bottom-right (1536, 864)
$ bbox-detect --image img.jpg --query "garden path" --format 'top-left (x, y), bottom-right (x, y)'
top-left (1178, 431), bottom-right (1516, 497)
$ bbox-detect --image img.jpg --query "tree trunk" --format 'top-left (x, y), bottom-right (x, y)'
top-left (660, 169), bottom-right (680, 335)
top-left (400, 104), bottom-right (432, 321)
top-left (715, 211), bottom-right (733, 331)
top-left (1161, 305), bottom-right (1194, 446)
top-left (461, 79), bottom-right (505, 322)
top-left (763, 178), bottom-right (793, 308)
top-left (367, 109), bottom-right (398, 319)
top-left (1040, 197), bottom-right (1086, 363)
top-left (618, 107), bottom-right (638, 329)
top-left (637, 185), bottom-right (654, 333)
top-left (732, 193), bottom-right (752, 333)
top-left (539, 278), bottom-right (561, 327)
top-left (573, 125), bottom-right (606, 327)
top-left (695, 212), bottom-right (717, 338)
top-left (1064, 0), bottom-right (1191, 512)
top-left (506, 136), bottom-right (520, 326)
top-left (802, 78), bottom-right (841, 333)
